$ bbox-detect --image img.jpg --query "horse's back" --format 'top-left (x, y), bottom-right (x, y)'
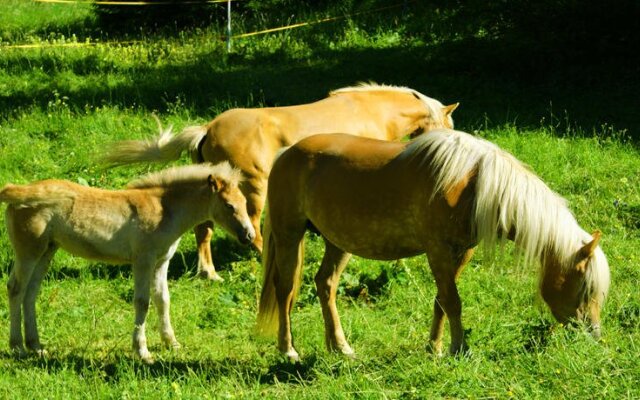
top-left (3, 180), bottom-right (163, 263)
top-left (199, 92), bottom-right (409, 173)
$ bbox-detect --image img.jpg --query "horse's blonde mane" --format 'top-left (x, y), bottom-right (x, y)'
top-left (329, 82), bottom-right (418, 96)
top-left (127, 162), bottom-right (243, 189)
top-left (403, 130), bottom-right (607, 279)
top-left (330, 82), bottom-right (450, 128)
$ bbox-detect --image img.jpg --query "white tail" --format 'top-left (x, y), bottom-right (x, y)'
top-left (103, 122), bottom-right (207, 166)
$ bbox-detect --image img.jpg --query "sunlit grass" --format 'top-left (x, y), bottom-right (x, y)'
top-left (0, 2), bottom-right (638, 399)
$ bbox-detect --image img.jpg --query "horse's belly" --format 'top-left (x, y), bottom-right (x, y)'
top-left (310, 214), bottom-right (427, 260)
top-left (52, 222), bottom-right (134, 264)
top-left (55, 234), bottom-right (132, 264)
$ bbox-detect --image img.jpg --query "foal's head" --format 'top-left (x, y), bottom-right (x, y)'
top-left (541, 231), bottom-right (610, 338)
top-left (206, 172), bottom-right (255, 245)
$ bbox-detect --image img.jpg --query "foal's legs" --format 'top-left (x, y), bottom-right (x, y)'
top-left (7, 240), bottom-right (49, 355)
top-left (131, 259), bottom-right (155, 363)
top-left (426, 244), bottom-right (474, 355)
top-left (8, 257), bottom-right (38, 355)
top-left (314, 240), bottom-right (354, 357)
top-left (151, 247), bottom-right (180, 349)
top-left (23, 244), bottom-right (57, 353)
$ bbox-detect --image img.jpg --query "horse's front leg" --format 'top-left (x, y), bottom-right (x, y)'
top-left (426, 244), bottom-right (474, 355)
top-left (242, 177), bottom-right (267, 254)
top-left (314, 240), bottom-right (354, 357)
top-left (428, 294), bottom-right (446, 357)
top-left (132, 258), bottom-right (155, 363)
top-left (194, 221), bottom-right (223, 281)
top-left (151, 244), bottom-right (180, 350)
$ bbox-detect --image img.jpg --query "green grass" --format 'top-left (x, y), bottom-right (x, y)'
top-left (0, 2), bottom-right (639, 399)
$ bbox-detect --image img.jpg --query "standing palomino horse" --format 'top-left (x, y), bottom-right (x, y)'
top-left (1, 162), bottom-right (254, 363)
top-left (257, 130), bottom-right (610, 361)
top-left (103, 83), bottom-right (459, 281)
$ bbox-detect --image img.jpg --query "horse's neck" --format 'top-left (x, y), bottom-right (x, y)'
top-left (159, 186), bottom-right (210, 233)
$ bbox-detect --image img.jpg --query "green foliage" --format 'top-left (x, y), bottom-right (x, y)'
top-left (0, 2), bottom-right (639, 399)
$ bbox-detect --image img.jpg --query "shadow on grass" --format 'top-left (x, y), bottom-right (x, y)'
top-left (1, 350), bottom-right (318, 385)
top-left (520, 320), bottom-right (554, 353)
top-left (3, 26), bottom-right (638, 139)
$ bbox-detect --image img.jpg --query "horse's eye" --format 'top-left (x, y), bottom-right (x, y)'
top-left (226, 203), bottom-right (235, 211)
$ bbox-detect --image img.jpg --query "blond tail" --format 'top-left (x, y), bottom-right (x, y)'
top-left (102, 123), bottom-right (207, 167)
top-left (0, 182), bottom-right (75, 207)
top-left (256, 206), bottom-right (305, 336)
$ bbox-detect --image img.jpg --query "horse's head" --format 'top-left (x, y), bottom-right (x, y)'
top-left (541, 231), bottom-right (610, 338)
top-left (208, 174), bottom-right (255, 245)
top-left (406, 92), bottom-right (459, 139)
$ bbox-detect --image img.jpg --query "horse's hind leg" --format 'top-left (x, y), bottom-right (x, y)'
top-left (7, 250), bottom-right (46, 355)
top-left (273, 231), bottom-right (306, 362)
top-left (426, 244), bottom-right (474, 356)
top-left (23, 243), bottom-right (57, 354)
top-left (314, 240), bottom-right (354, 357)
top-left (151, 256), bottom-right (179, 350)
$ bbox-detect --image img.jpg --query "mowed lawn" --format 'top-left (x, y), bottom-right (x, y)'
top-left (0, 2), bottom-right (638, 398)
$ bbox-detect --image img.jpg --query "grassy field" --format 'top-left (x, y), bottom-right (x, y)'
top-left (0, 1), bottom-right (639, 398)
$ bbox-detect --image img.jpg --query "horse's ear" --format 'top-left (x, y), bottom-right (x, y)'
top-left (443, 103), bottom-right (459, 116)
top-left (208, 175), bottom-right (224, 192)
top-left (578, 230), bottom-right (602, 260)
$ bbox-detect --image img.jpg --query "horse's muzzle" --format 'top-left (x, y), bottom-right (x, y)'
top-left (238, 225), bottom-right (256, 245)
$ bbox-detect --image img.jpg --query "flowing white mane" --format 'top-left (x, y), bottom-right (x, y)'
top-left (127, 162), bottom-right (243, 189)
top-left (401, 129), bottom-right (609, 301)
top-left (330, 82), bottom-right (451, 129)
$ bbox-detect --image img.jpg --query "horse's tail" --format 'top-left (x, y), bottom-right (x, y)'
top-left (256, 206), bottom-right (305, 336)
top-left (0, 184), bottom-right (19, 204)
top-left (103, 119), bottom-right (207, 166)
top-left (0, 182), bottom-right (75, 207)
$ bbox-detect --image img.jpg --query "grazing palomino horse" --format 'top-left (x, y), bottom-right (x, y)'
top-left (1, 162), bottom-right (254, 363)
top-left (103, 83), bottom-right (459, 281)
top-left (257, 130), bottom-right (611, 361)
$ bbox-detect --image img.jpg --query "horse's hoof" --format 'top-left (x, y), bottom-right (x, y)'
top-left (426, 342), bottom-right (444, 358)
top-left (198, 269), bottom-right (224, 282)
top-left (33, 348), bottom-right (49, 357)
top-left (137, 349), bottom-right (155, 364)
top-left (10, 346), bottom-right (27, 359)
top-left (334, 344), bottom-right (356, 360)
top-left (141, 354), bottom-right (155, 365)
top-left (343, 351), bottom-right (357, 360)
top-left (283, 349), bottom-right (300, 363)
top-left (449, 343), bottom-right (471, 357)
top-left (161, 337), bottom-right (181, 350)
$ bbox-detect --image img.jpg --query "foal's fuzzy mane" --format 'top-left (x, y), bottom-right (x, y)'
top-left (330, 82), bottom-right (451, 128)
top-left (127, 162), bottom-right (243, 189)
top-left (402, 129), bottom-right (609, 299)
